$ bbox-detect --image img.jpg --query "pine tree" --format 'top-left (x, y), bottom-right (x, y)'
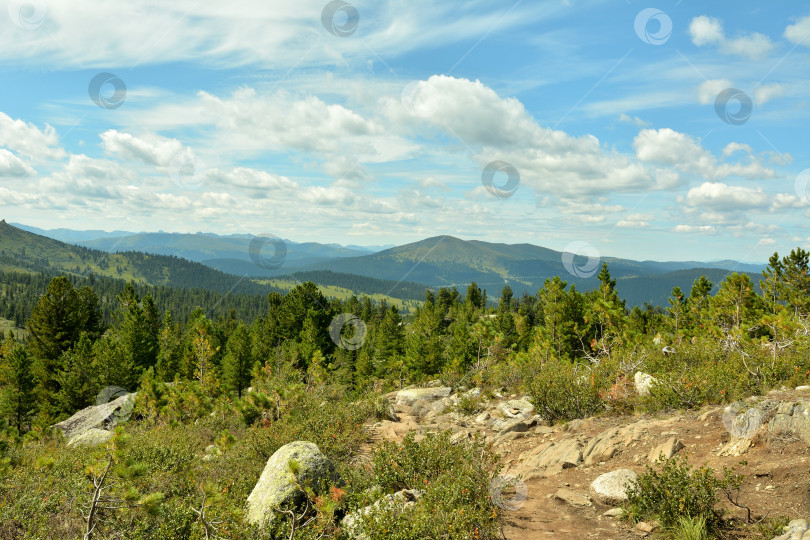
top-left (222, 323), bottom-right (253, 397)
top-left (56, 333), bottom-right (97, 417)
top-left (0, 339), bottom-right (37, 432)
top-left (27, 277), bottom-right (103, 423)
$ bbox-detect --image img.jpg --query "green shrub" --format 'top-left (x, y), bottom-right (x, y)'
top-left (526, 357), bottom-right (604, 423)
top-left (345, 431), bottom-right (502, 539)
top-left (623, 455), bottom-right (743, 533)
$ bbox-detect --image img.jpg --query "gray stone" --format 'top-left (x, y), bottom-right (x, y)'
top-left (246, 441), bottom-right (340, 526)
top-left (590, 469), bottom-right (638, 505)
top-left (634, 372), bottom-right (657, 396)
top-left (52, 392), bottom-right (135, 441)
top-left (395, 387), bottom-right (452, 406)
top-left (67, 428), bottom-right (113, 448)
top-left (772, 519), bottom-right (809, 540)
top-left (769, 401), bottom-right (810, 444)
top-left (498, 399), bottom-right (535, 418)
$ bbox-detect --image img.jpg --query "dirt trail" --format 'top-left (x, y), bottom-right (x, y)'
top-left (363, 387), bottom-right (810, 539)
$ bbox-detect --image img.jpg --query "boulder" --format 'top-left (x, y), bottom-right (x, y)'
top-left (246, 441), bottom-right (340, 526)
top-left (67, 428), bottom-right (113, 448)
top-left (647, 437), bottom-right (684, 463)
top-left (498, 399), bottom-right (535, 419)
top-left (769, 401), bottom-right (810, 444)
top-left (52, 391), bottom-right (135, 441)
top-left (395, 387), bottom-right (452, 406)
top-left (590, 469), bottom-right (638, 505)
top-left (772, 519), bottom-right (809, 540)
top-left (342, 489), bottom-right (423, 539)
top-left (634, 372), bottom-right (657, 396)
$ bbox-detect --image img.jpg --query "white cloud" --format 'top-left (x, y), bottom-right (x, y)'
top-left (683, 182), bottom-right (769, 211)
top-left (618, 113), bottom-right (651, 127)
top-left (697, 79), bottom-right (733, 105)
top-left (722, 142), bottom-right (753, 156)
top-left (689, 16), bottom-right (724, 46)
top-left (633, 128), bottom-right (774, 180)
top-left (0, 149), bottom-right (35, 178)
top-left (674, 224), bottom-right (717, 234)
top-left (0, 112), bottom-right (65, 161)
top-left (753, 83), bottom-right (786, 105)
top-left (101, 130), bottom-right (185, 167)
top-left (689, 16), bottom-right (774, 60)
top-left (0, 1), bottom-right (553, 70)
top-left (785, 15), bottom-right (810, 46)
top-left (616, 213), bottom-right (654, 228)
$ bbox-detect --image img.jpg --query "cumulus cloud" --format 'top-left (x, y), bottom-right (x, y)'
top-left (674, 224), bottom-right (717, 234)
top-left (633, 128), bottom-right (774, 180)
top-left (689, 16), bottom-right (775, 60)
top-left (0, 112), bottom-right (65, 161)
top-left (683, 182), bottom-right (770, 211)
top-left (785, 15), bottom-right (810, 46)
top-left (0, 149), bottom-right (35, 178)
top-left (697, 79), bottom-right (733, 105)
top-left (616, 213), bottom-right (654, 228)
top-left (101, 130), bottom-right (185, 167)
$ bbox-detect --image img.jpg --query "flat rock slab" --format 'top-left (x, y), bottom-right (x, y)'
top-left (648, 437), bottom-right (684, 463)
top-left (395, 387), bottom-right (452, 406)
top-left (554, 488), bottom-right (592, 507)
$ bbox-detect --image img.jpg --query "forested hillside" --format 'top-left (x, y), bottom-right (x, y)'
top-left (0, 245), bottom-right (808, 538)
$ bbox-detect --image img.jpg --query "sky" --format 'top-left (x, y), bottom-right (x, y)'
top-left (0, 0), bottom-right (807, 263)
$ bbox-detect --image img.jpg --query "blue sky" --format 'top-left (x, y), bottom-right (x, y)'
top-left (0, 0), bottom-right (807, 262)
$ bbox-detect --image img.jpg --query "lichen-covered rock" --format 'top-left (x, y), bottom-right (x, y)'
top-left (395, 387), bottom-right (452, 406)
top-left (246, 441), bottom-right (340, 526)
top-left (772, 518), bottom-right (809, 540)
top-left (634, 372), bottom-right (657, 396)
top-left (52, 391), bottom-right (135, 441)
top-left (590, 469), bottom-right (638, 505)
top-left (67, 428), bottom-right (113, 448)
top-left (769, 401), bottom-right (810, 444)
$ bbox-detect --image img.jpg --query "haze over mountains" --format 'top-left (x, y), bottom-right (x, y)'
top-left (2, 222), bottom-right (768, 307)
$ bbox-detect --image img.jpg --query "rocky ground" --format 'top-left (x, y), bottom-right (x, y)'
top-left (364, 383), bottom-right (810, 539)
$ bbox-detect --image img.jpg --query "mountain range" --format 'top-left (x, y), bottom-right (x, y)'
top-left (2, 222), bottom-right (768, 307)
